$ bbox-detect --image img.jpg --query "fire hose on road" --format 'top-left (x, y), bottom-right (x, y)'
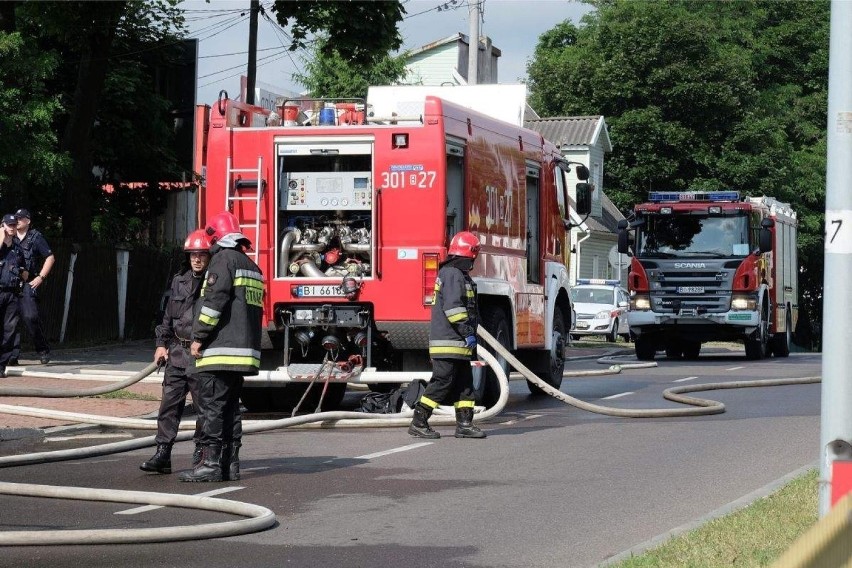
top-left (0, 326), bottom-right (821, 545)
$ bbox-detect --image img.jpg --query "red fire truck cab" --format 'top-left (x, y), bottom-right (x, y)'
top-left (194, 86), bottom-right (592, 411)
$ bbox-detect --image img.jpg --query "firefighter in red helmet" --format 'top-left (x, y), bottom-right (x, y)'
top-left (180, 211), bottom-right (264, 482)
top-left (409, 231), bottom-right (486, 439)
top-left (141, 229), bottom-right (211, 474)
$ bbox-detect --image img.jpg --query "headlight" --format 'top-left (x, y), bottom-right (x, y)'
top-left (731, 295), bottom-right (757, 310)
top-left (596, 310), bottom-right (611, 319)
top-left (630, 294), bottom-right (651, 310)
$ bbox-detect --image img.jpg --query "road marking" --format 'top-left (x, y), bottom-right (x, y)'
top-left (602, 392), bottom-right (633, 400)
top-left (502, 414), bottom-right (543, 425)
top-left (726, 366), bottom-right (744, 371)
top-left (115, 486), bottom-right (245, 515)
top-left (673, 376), bottom-right (698, 383)
top-left (355, 442), bottom-right (433, 460)
top-left (45, 433), bottom-right (133, 442)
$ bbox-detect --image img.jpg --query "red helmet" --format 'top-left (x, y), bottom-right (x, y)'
top-left (184, 229), bottom-right (212, 252)
top-left (447, 231), bottom-right (480, 258)
top-left (205, 211), bottom-right (241, 243)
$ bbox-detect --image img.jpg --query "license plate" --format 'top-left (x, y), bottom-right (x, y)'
top-left (576, 321), bottom-right (590, 329)
top-left (294, 285), bottom-right (344, 298)
top-left (677, 286), bottom-right (704, 294)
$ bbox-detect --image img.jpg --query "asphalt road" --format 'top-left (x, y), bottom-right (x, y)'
top-left (0, 349), bottom-right (821, 568)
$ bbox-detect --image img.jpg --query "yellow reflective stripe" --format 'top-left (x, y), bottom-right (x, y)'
top-left (466, 290), bottom-right (475, 298)
top-left (454, 400), bottom-right (475, 408)
top-left (447, 312), bottom-right (469, 323)
top-left (196, 355), bottom-right (260, 368)
top-left (199, 314), bottom-right (219, 325)
top-left (234, 277), bottom-right (264, 289)
top-left (420, 396), bottom-right (439, 409)
top-left (429, 346), bottom-right (473, 356)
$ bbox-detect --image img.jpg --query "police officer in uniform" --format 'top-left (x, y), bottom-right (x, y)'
top-left (0, 214), bottom-right (26, 378)
top-left (409, 231), bottom-right (486, 439)
top-left (10, 208), bottom-right (54, 365)
top-left (140, 229), bottom-right (212, 474)
top-left (179, 211), bottom-right (264, 483)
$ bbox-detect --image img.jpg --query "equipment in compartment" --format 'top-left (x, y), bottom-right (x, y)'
top-left (278, 211), bottom-right (372, 278)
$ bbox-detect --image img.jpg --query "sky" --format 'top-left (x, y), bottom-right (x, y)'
top-left (181, 0), bottom-right (594, 107)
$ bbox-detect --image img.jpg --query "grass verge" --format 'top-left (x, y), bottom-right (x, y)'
top-left (93, 389), bottom-right (159, 402)
top-left (609, 469), bottom-right (819, 567)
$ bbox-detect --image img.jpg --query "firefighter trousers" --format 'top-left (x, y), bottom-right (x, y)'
top-left (194, 370), bottom-right (244, 446)
top-left (420, 357), bottom-right (475, 407)
top-left (155, 363), bottom-right (203, 445)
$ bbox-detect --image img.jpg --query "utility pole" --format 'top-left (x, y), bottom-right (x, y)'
top-left (820, 0), bottom-right (852, 516)
top-left (467, 0), bottom-right (480, 85)
top-left (246, 0), bottom-right (259, 104)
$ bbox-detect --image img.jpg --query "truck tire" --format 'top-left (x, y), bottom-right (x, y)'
top-left (745, 299), bottom-right (770, 360)
top-left (527, 309), bottom-right (566, 396)
top-left (472, 308), bottom-right (510, 408)
top-left (635, 335), bottom-right (656, 361)
top-left (771, 308), bottom-right (792, 358)
top-left (682, 340), bottom-right (701, 360)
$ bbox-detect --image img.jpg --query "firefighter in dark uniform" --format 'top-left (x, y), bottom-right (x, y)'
top-left (179, 211), bottom-right (264, 483)
top-left (140, 229), bottom-right (212, 474)
top-left (0, 214), bottom-right (26, 378)
top-left (409, 231), bottom-right (486, 439)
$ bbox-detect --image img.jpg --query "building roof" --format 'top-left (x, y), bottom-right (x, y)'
top-left (524, 116), bottom-right (612, 152)
top-left (584, 192), bottom-right (625, 233)
top-left (406, 33), bottom-right (502, 58)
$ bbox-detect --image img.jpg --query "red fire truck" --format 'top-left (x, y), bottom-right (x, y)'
top-left (617, 191), bottom-right (798, 361)
top-left (193, 87), bottom-right (592, 411)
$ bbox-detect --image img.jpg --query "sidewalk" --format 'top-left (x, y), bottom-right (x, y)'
top-left (0, 340), bottom-right (624, 440)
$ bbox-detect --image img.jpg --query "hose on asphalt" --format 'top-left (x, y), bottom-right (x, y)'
top-left (0, 362), bottom-right (159, 398)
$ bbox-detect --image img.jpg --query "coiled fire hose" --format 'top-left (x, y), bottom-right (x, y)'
top-left (0, 327), bottom-right (820, 545)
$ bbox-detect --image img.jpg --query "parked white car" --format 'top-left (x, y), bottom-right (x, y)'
top-left (570, 279), bottom-right (631, 342)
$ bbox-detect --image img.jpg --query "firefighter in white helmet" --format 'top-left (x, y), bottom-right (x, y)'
top-left (409, 231), bottom-right (486, 439)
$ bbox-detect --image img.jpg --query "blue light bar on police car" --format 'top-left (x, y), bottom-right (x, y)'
top-left (648, 191), bottom-right (740, 203)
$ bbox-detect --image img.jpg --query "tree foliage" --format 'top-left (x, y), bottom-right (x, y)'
top-left (528, 0), bottom-right (829, 346)
top-left (272, 0), bottom-right (405, 67)
top-left (293, 35), bottom-right (409, 99)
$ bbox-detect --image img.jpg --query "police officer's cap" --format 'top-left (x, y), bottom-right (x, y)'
top-left (3, 213), bottom-right (18, 225)
top-left (14, 208), bottom-right (30, 220)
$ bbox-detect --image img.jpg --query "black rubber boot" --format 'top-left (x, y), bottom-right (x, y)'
top-left (222, 442), bottom-right (241, 481)
top-left (140, 443), bottom-right (173, 473)
top-left (408, 403), bottom-right (440, 439)
top-left (178, 445), bottom-right (223, 482)
top-left (192, 443), bottom-right (204, 467)
top-left (454, 407), bottom-right (486, 439)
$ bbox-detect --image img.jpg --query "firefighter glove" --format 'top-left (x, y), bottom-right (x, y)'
top-left (464, 335), bottom-right (477, 349)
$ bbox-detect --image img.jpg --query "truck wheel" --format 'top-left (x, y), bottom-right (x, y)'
top-left (771, 308), bottom-right (792, 358)
top-left (745, 301), bottom-right (770, 360)
top-left (682, 340), bottom-right (701, 360)
top-left (635, 336), bottom-right (656, 361)
top-left (527, 309), bottom-right (566, 396)
top-left (606, 320), bottom-right (618, 343)
top-left (472, 308), bottom-right (510, 408)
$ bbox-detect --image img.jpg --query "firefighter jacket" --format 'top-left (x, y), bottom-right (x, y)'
top-left (428, 256), bottom-right (479, 360)
top-left (156, 269), bottom-right (204, 370)
top-left (191, 241), bottom-right (264, 374)
top-left (0, 240), bottom-right (25, 291)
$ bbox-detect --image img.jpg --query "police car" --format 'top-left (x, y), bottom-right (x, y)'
top-left (570, 279), bottom-right (631, 342)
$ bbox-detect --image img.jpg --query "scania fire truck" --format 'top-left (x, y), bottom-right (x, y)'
top-left (193, 86), bottom-right (592, 411)
top-left (617, 191), bottom-right (798, 361)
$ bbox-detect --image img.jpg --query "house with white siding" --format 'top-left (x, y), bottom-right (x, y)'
top-left (401, 33), bottom-right (501, 85)
top-left (525, 116), bottom-right (626, 287)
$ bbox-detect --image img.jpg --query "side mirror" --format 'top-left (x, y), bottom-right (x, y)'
top-left (575, 182), bottom-right (592, 215)
top-left (759, 218), bottom-right (774, 252)
top-left (617, 220), bottom-right (630, 254)
top-left (574, 164), bottom-right (590, 181)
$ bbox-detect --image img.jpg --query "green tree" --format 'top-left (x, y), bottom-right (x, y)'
top-left (293, 36), bottom-right (409, 99)
top-left (528, 0), bottom-right (828, 346)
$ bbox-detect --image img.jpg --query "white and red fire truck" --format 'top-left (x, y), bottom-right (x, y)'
top-left (617, 191), bottom-right (798, 361)
top-left (193, 86), bottom-right (592, 411)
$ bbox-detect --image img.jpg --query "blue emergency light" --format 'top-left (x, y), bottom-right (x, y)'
top-left (648, 191), bottom-right (740, 203)
top-left (576, 279), bottom-right (620, 286)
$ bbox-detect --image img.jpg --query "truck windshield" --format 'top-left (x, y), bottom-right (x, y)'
top-left (636, 214), bottom-right (750, 258)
